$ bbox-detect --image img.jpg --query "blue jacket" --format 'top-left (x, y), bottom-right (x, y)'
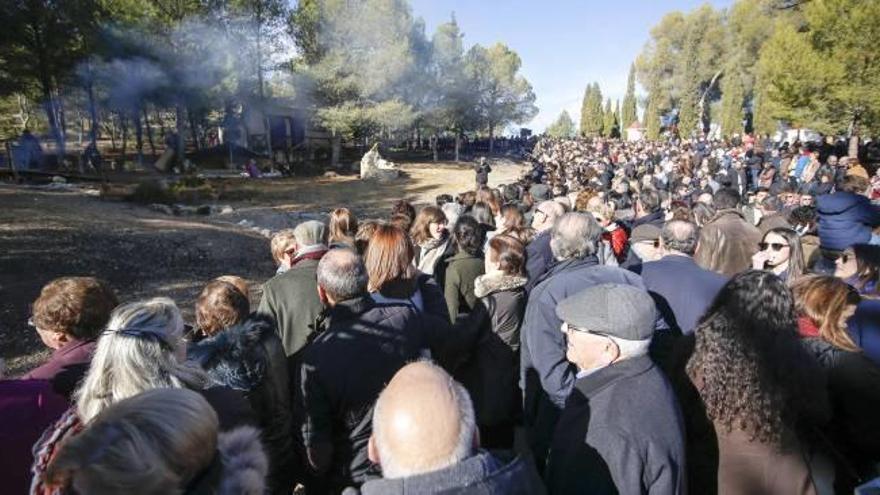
top-left (817, 192), bottom-right (880, 251)
top-left (640, 255), bottom-right (727, 335)
top-left (850, 299), bottom-right (880, 367)
top-left (525, 230), bottom-right (554, 292)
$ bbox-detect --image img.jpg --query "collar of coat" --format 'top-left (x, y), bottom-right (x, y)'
top-left (572, 354), bottom-right (654, 399)
top-left (316, 295), bottom-right (376, 332)
top-left (708, 208), bottom-right (748, 224)
top-left (474, 271), bottom-right (528, 298)
top-left (534, 254), bottom-right (599, 288)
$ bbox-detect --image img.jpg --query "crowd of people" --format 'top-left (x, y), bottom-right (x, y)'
top-left (3, 134), bottom-right (880, 495)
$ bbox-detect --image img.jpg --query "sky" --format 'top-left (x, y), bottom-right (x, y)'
top-left (410, 0), bottom-right (734, 133)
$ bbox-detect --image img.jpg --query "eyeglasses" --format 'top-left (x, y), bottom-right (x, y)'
top-left (839, 253), bottom-right (853, 264)
top-left (758, 242), bottom-right (789, 252)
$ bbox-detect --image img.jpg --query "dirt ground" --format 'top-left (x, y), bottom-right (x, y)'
top-left (0, 159), bottom-right (527, 376)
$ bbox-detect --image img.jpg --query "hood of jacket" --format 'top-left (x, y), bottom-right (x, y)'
top-left (357, 450), bottom-right (542, 495)
top-left (474, 272), bottom-right (528, 298)
top-left (817, 191), bottom-right (866, 215)
top-left (188, 315), bottom-right (274, 391)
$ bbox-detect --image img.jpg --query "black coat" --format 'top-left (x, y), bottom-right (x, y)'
top-left (546, 355), bottom-right (687, 495)
top-left (801, 337), bottom-right (880, 475)
top-left (298, 296), bottom-right (449, 490)
top-left (453, 274), bottom-right (528, 442)
top-left (188, 316), bottom-right (295, 495)
top-left (640, 255), bottom-right (727, 335)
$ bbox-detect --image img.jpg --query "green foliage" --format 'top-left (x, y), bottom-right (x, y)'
top-left (546, 110), bottom-right (575, 138)
top-left (719, 72), bottom-right (746, 136)
top-left (466, 43), bottom-right (538, 139)
top-left (602, 98), bottom-right (617, 137)
top-left (579, 82), bottom-right (604, 136)
top-left (621, 63), bottom-right (638, 129)
top-left (645, 91), bottom-right (661, 140)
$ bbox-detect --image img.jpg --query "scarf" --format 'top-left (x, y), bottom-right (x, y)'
top-left (416, 237), bottom-right (448, 275)
top-left (291, 245), bottom-right (327, 267)
top-left (797, 316), bottom-right (821, 339)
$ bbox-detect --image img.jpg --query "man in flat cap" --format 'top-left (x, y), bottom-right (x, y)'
top-left (545, 283), bottom-right (686, 495)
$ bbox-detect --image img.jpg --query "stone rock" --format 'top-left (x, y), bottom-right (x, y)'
top-left (51, 175), bottom-right (67, 183)
top-left (360, 143), bottom-right (399, 180)
top-left (323, 171), bottom-right (339, 178)
top-left (149, 203), bottom-right (174, 216)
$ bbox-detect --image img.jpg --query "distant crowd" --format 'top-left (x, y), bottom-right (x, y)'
top-left (3, 134), bottom-right (880, 495)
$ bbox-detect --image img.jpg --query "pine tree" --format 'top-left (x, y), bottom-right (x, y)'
top-left (645, 92), bottom-right (661, 140)
top-left (615, 99), bottom-right (623, 137)
top-left (546, 110), bottom-right (575, 138)
top-left (719, 72), bottom-right (746, 137)
top-left (602, 98), bottom-right (616, 137)
top-left (622, 63), bottom-right (638, 128)
top-left (578, 84), bottom-right (592, 136)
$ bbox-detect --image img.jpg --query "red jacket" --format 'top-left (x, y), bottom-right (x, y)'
top-left (602, 223), bottom-right (628, 261)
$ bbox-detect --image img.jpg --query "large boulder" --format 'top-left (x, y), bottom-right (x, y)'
top-left (360, 144), bottom-right (399, 181)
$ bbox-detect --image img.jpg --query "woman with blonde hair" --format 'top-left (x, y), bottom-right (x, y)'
top-left (43, 388), bottom-right (267, 495)
top-left (328, 207), bottom-right (358, 249)
top-left (410, 206), bottom-right (451, 276)
top-left (31, 298), bottom-right (253, 494)
top-left (792, 275), bottom-right (880, 491)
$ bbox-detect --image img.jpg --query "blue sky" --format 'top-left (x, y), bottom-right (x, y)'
top-left (410, 0), bottom-right (734, 133)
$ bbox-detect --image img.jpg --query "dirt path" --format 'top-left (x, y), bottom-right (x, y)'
top-left (0, 159), bottom-right (527, 375)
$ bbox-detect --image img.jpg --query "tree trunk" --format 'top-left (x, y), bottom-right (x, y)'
top-left (134, 110), bottom-right (144, 166)
top-left (432, 134), bottom-right (438, 162)
top-left (143, 106), bottom-right (157, 157)
top-left (175, 103), bottom-right (186, 161)
top-left (331, 133), bottom-right (341, 169)
top-left (188, 109), bottom-right (202, 151)
top-left (454, 133), bottom-right (461, 162)
top-left (119, 112), bottom-right (128, 169)
top-left (489, 125), bottom-right (495, 154)
top-left (86, 67), bottom-right (99, 149)
top-left (848, 114), bottom-right (860, 159)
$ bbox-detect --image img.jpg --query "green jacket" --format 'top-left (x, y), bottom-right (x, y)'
top-left (257, 258), bottom-right (324, 357)
top-left (444, 251), bottom-right (485, 322)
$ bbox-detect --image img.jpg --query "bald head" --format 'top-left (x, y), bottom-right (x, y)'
top-left (370, 361), bottom-right (476, 479)
top-left (660, 220), bottom-right (699, 256)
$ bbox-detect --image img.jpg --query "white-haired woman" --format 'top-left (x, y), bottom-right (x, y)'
top-left (43, 388), bottom-right (267, 495)
top-left (31, 298), bottom-right (254, 495)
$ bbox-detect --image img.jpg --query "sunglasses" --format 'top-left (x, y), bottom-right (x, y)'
top-left (758, 242), bottom-right (789, 252)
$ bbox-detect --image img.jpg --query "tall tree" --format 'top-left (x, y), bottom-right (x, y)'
top-left (621, 63), bottom-right (638, 128)
top-left (466, 43), bottom-right (537, 153)
top-left (580, 82), bottom-right (604, 136)
top-left (546, 110), bottom-right (575, 138)
top-left (578, 84), bottom-right (592, 136)
top-left (602, 98), bottom-right (616, 137)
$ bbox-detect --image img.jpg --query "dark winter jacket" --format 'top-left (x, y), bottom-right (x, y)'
top-left (850, 299), bottom-right (880, 366)
top-left (453, 273), bottom-right (527, 442)
top-left (298, 295), bottom-right (447, 491)
top-left (444, 251), bottom-right (486, 322)
top-left (347, 450), bottom-right (545, 495)
top-left (801, 337), bottom-right (880, 474)
top-left (257, 257), bottom-right (324, 357)
top-left (22, 339), bottom-right (96, 399)
top-left (188, 316), bottom-right (295, 495)
top-left (546, 355), bottom-right (687, 495)
top-left (476, 163), bottom-right (492, 185)
top-left (525, 230), bottom-right (554, 292)
top-left (631, 209), bottom-right (665, 230)
top-left (520, 255), bottom-right (650, 467)
top-left (640, 254), bottom-right (727, 335)
top-left (816, 191), bottom-right (880, 251)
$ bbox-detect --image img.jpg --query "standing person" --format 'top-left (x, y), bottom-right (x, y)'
top-left (365, 224), bottom-right (448, 320)
top-left (23, 277), bottom-right (118, 399)
top-left (679, 271), bottom-right (829, 494)
top-left (520, 212), bottom-right (650, 470)
top-left (410, 206), bottom-right (451, 277)
top-left (640, 220), bottom-right (727, 336)
top-left (328, 208), bottom-right (359, 250)
top-left (793, 276), bottom-right (880, 492)
top-left (353, 362), bottom-right (545, 495)
top-left (751, 228), bottom-right (807, 285)
top-left (816, 175), bottom-right (880, 261)
top-left (475, 157), bottom-right (492, 188)
top-left (298, 250), bottom-right (438, 492)
top-left (444, 216), bottom-right (486, 322)
top-left (188, 280), bottom-right (295, 495)
top-left (632, 188), bottom-right (665, 229)
top-left (694, 188), bottom-right (762, 276)
top-left (453, 235), bottom-right (528, 449)
top-left (546, 284), bottom-right (686, 495)
top-left (525, 200), bottom-right (565, 291)
top-left (834, 244), bottom-right (880, 366)
top-left (257, 220), bottom-right (327, 357)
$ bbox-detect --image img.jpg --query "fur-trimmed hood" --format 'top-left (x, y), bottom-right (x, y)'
top-left (187, 426), bottom-right (268, 495)
top-left (474, 271), bottom-right (528, 298)
top-left (188, 315), bottom-right (275, 391)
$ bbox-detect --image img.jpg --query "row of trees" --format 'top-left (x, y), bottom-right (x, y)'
top-left (635, 0), bottom-right (880, 151)
top-left (0, 0), bottom-right (538, 167)
top-left (547, 63), bottom-right (640, 139)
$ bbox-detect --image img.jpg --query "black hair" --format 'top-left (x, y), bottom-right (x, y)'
top-left (713, 188), bottom-right (741, 209)
top-left (452, 215), bottom-right (485, 257)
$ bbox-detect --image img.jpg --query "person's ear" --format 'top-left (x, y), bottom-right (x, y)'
top-left (368, 435), bottom-right (380, 465)
top-left (605, 339), bottom-right (621, 365)
top-left (317, 285), bottom-right (330, 306)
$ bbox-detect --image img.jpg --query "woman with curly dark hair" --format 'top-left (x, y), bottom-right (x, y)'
top-left (680, 270), bottom-right (829, 494)
top-left (442, 216), bottom-right (486, 322)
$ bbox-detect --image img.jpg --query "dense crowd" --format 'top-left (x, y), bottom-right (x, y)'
top-left (3, 135), bottom-right (880, 495)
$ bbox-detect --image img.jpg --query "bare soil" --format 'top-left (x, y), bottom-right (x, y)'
top-left (0, 159), bottom-right (527, 376)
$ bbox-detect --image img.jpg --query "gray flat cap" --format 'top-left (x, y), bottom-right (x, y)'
top-left (630, 224), bottom-right (662, 243)
top-left (556, 283), bottom-right (656, 341)
top-left (293, 220), bottom-right (326, 246)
